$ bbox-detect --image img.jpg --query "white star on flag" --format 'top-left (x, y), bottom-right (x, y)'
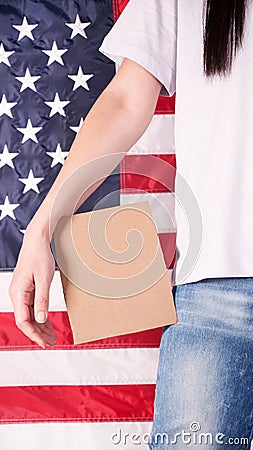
top-left (0, 43), bottom-right (14, 66)
top-left (46, 143), bottom-right (69, 167)
top-left (45, 93), bottom-right (70, 117)
top-left (70, 118), bottom-right (84, 134)
top-left (19, 169), bottom-right (44, 194)
top-left (68, 66), bottom-right (94, 91)
top-left (15, 68), bottom-right (40, 92)
top-left (66, 14), bottom-right (90, 39)
top-left (0, 144), bottom-right (19, 169)
top-left (42, 41), bottom-right (68, 66)
top-left (17, 119), bottom-right (43, 143)
top-left (0, 94), bottom-right (17, 118)
top-left (13, 16), bottom-right (38, 41)
top-left (0, 195), bottom-right (20, 221)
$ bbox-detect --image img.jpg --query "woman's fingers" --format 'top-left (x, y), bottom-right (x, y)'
top-left (9, 275), bottom-right (56, 348)
top-left (29, 306), bottom-right (57, 346)
top-left (9, 238), bottom-right (57, 347)
top-left (33, 322), bottom-right (57, 346)
top-left (21, 321), bottom-right (48, 349)
top-left (14, 303), bottom-right (47, 348)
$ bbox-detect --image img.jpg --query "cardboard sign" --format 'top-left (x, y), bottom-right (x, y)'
top-left (53, 201), bottom-right (177, 344)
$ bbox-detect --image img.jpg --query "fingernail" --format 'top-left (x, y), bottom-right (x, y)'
top-left (37, 311), bottom-right (47, 322)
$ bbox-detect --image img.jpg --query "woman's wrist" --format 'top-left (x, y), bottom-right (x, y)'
top-left (25, 214), bottom-right (51, 243)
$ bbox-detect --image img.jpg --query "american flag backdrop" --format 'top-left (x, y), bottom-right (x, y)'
top-left (0, 0), bottom-right (176, 448)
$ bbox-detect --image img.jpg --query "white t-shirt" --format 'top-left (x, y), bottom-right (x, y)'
top-left (98, 0), bottom-right (253, 286)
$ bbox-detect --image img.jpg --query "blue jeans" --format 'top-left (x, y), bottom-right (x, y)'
top-left (148, 277), bottom-right (253, 449)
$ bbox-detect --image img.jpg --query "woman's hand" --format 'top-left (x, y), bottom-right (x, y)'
top-left (9, 226), bottom-right (57, 348)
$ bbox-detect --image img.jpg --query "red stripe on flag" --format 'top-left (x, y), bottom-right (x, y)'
top-left (120, 154), bottom-right (176, 194)
top-left (158, 233), bottom-right (176, 269)
top-left (0, 384), bottom-right (155, 423)
top-left (155, 94), bottom-right (175, 115)
top-left (114, 0), bottom-right (131, 17)
top-left (0, 312), bottom-right (163, 350)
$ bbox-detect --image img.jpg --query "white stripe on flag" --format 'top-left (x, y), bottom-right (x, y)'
top-left (0, 268), bottom-right (174, 312)
top-left (0, 421), bottom-right (154, 450)
top-left (120, 192), bottom-right (176, 233)
top-left (1, 269), bottom-right (174, 313)
top-left (0, 271), bottom-right (65, 312)
top-left (0, 348), bottom-right (159, 386)
top-left (127, 114), bottom-right (175, 155)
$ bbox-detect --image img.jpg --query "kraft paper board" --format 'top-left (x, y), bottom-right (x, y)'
top-left (53, 200), bottom-right (178, 344)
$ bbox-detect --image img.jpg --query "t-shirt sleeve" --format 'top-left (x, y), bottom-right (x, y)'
top-left (98, 0), bottom-right (177, 97)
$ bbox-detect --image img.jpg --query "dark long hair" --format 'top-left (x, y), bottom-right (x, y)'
top-left (203, 0), bottom-right (248, 77)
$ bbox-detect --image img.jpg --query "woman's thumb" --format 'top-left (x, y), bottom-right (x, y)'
top-left (34, 277), bottom-right (50, 323)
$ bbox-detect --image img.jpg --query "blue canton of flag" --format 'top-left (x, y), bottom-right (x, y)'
top-left (0, 0), bottom-right (120, 270)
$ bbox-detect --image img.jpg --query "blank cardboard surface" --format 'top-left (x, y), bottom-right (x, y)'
top-left (53, 201), bottom-right (178, 344)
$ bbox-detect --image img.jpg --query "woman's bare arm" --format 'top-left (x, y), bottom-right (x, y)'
top-left (30, 57), bottom-right (163, 236)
